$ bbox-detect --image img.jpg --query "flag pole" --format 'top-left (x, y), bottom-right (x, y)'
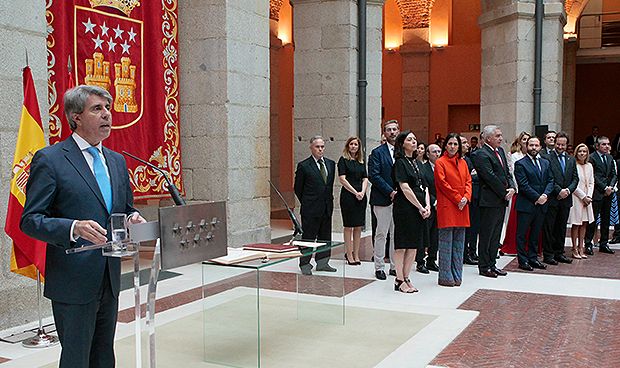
top-left (21, 270), bottom-right (59, 348)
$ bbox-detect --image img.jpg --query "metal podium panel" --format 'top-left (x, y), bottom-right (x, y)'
top-left (158, 201), bottom-right (228, 270)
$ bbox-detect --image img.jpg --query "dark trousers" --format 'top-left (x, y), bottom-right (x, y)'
top-left (478, 206), bottom-right (505, 271)
top-left (464, 197), bottom-right (480, 257)
top-left (542, 204), bottom-right (570, 259)
top-left (299, 213), bottom-right (332, 267)
top-left (416, 207), bottom-right (438, 264)
top-left (516, 209), bottom-right (545, 265)
top-left (52, 265), bottom-right (118, 368)
top-left (585, 196), bottom-right (612, 246)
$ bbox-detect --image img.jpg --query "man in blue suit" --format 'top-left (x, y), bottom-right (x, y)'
top-left (368, 120), bottom-right (399, 280)
top-left (514, 136), bottom-right (554, 271)
top-left (21, 85), bottom-right (145, 368)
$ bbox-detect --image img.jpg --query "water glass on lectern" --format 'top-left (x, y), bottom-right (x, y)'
top-left (110, 213), bottom-right (127, 252)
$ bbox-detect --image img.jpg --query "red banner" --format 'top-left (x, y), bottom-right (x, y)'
top-left (46, 0), bottom-right (183, 199)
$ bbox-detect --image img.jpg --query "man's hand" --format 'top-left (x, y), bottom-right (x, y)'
top-left (505, 188), bottom-right (516, 201)
top-left (605, 187), bottom-right (613, 196)
top-left (74, 220), bottom-right (107, 244)
top-left (558, 188), bottom-right (570, 199)
top-left (535, 194), bottom-right (548, 205)
top-left (128, 212), bottom-right (147, 224)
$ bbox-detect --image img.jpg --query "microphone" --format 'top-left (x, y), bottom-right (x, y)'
top-left (122, 151), bottom-right (186, 206)
top-left (268, 180), bottom-right (303, 239)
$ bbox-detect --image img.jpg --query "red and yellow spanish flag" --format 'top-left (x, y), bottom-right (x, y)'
top-left (5, 66), bottom-right (47, 280)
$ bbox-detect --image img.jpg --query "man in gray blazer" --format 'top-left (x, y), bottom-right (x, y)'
top-left (21, 85), bottom-right (145, 368)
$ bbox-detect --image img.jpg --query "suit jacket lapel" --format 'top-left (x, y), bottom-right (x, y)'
top-left (63, 138), bottom-right (108, 212)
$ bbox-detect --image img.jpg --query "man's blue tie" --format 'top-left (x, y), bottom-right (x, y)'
top-left (559, 154), bottom-right (566, 173)
top-left (86, 146), bottom-right (112, 213)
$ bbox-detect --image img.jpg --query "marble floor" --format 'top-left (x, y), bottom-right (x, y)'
top-left (1, 224), bottom-right (619, 368)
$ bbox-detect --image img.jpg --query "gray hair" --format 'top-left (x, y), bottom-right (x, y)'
top-left (64, 85), bottom-right (112, 130)
top-left (309, 135), bottom-right (324, 145)
top-left (482, 124), bottom-right (499, 142)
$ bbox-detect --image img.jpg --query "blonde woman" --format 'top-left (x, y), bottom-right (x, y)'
top-left (568, 143), bottom-right (595, 258)
top-left (338, 137), bottom-right (368, 265)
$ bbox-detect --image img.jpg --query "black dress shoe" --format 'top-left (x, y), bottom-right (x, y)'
top-left (599, 244), bottom-right (615, 254)
top-left (555, 254), bottom-right (573, 264)
top-left (316, 264), bottom-right (337, 272)
top-left (416, 264), bottom-right (430, 274)
top-left (543, 257), bottom-right (558, 265)
top-left (426, 260), bottom-right (439, 272)
top-left (585, 243), bottom-right (594, 255)
top-left (375, 270), bottom-right (387, 280)
top-left (463, 256), bottom-right (478, 265)
top-left (518, 263), bottom-right (533, 271)
top-left (479, 269), bottom-right (498, 278)
top-left (491, 267), bottom-right (507, 276)
top-left (610, 237), bottom-right (620, 245)
top-left (388, 269), bottom-right (397, 277)
top-left (530, 260), bottom-right (547, 269)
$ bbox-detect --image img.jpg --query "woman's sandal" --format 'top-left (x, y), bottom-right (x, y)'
top-left (404, 278), bottom-right (419, 293)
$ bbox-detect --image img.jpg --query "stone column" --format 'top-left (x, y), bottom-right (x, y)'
top-left (479, 0), bottom-right (565, 137)
top-left (0, 0), bottom-right (50, 332)
top-left (400, 28), bottom-right (431, 141)
top-left (179, 0), bottom-right (271, 246)
top-left (292, 0), bottom-right (383, 230)
top-left (562, 40), bottom-right (578, 139)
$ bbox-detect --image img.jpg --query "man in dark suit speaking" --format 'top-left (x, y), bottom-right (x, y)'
top-left (21, 85), bottom-right (145, 368)
top-left (294, 135), bottom-right (337, 275)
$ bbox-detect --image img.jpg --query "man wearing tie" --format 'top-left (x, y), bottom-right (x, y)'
top-left (21, 85), bottom-right (146, 367)
top-left (368, 120), bottom-right (400, 280)
top-left (514, 136), bottom-right (554, 271)
top-left (294, 135), bottom-right (337, 275)
top-left (541, 132), bottom-right (579, 265)
top-left (471, 125), bottom-right (515, 277)
top-left (584, 136), bottom-right (617, 254)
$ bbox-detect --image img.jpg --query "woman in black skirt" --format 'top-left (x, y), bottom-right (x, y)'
top-left (338, 136), bottom-right (368, 265)
top-left (392, 131), bottom-right (431, 292)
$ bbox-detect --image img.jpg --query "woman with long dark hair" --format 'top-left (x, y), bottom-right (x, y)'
top-left (434, 133), bottom-right (472, 286)
top-left (392, 131), bottom-right (430, 293)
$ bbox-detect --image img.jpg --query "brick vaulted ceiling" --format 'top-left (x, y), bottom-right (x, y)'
top-left (270, 0), bottom-right (578, 29)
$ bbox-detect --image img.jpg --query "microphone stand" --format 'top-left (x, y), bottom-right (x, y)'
top-left (268, 180), bottom-right (303, 243)
top-left (122, 151), bottom-right (186, 206)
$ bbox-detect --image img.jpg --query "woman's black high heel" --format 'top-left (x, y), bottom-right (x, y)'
top-left (344, 254), bottom-right (355, 265)
top-left (404, 278), bottom-right (419, 293)
top-left (394, 279), bottom-right (415, 293)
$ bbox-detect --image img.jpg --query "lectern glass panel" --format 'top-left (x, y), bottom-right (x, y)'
top-left (202, 241), bottom-right (344, 368)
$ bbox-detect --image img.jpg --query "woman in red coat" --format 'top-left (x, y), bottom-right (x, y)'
top-left (434, 133), bottom-right (473, 286)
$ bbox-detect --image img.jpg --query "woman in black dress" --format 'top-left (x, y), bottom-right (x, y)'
top-left (338, 137), bottom-right (368, 265)
top-left (392, 131), bottom-right (431, 293)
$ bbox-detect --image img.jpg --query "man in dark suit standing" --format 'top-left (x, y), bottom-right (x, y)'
top-left (541, 132), bottom-right (579, 265)
top-left (415, 143), bottom-right (440, 273)
top-left (368, 120), bottom-right (399, 280)
top-left (21, 85), bottom-right (145, 368)
top-left (472, 125), bottom-right (515, 278)
top-left (585, 126), bottom-right (599, 153)
top-left (461, 136), bottom-right (479, 265)
top-left (584, 136), bottom-right (617, 254)
top-left (294, 135), bottom-right (337, 275)
top-left (514, 136), bottom-right (555, 271)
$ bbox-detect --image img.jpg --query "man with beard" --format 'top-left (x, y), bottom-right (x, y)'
top-left (514, 136), bottom-right (554, 271)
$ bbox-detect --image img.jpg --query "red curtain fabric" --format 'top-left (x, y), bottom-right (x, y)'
top-left (46, 0), bottom-right (183, 199)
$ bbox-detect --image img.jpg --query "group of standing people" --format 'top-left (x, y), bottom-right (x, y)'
top-left (293, 120), bottom-right (619, 293)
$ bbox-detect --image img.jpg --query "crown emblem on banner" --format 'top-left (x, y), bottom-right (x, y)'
top-left (89, 0), bottom-right (140, 17)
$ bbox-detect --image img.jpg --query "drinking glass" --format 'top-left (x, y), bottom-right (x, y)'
top-left (110, 213), bottom-right (128, 252)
